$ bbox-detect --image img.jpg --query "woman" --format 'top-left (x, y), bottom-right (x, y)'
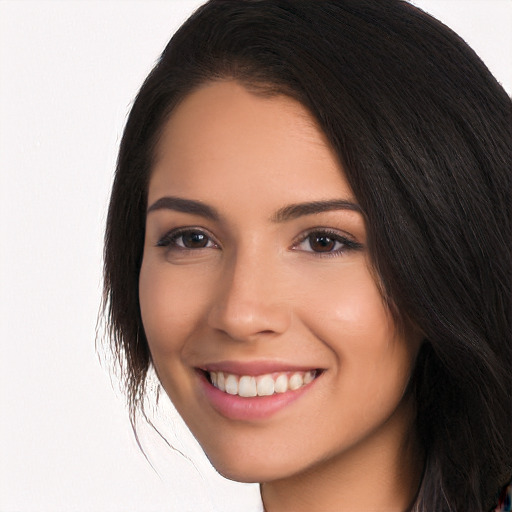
top-left (103, 1), bottom-right (511, 510)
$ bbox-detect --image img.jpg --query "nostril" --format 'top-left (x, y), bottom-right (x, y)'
top-left (207, 292), bottom-right (292, 342)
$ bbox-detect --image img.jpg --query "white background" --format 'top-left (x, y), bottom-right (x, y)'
top-left (0, 1), bottom-right (510, 511)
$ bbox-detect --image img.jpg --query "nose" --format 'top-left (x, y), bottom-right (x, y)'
top-left (207, 249), bottom-right (291, 342)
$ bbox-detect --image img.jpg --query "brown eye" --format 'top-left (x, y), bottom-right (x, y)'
top-left (292, 229), bottom-right (362, 256)
top-left (308, 233), bottom-right (337, 252)
top-left (181, 231), bottom-right (210, 248)
top-left (156, 228), bottom-right (217, 250)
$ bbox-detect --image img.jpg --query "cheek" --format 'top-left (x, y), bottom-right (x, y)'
top-left (138, 260), bottom-right (211, 357)
top-left (299, 261), bottom-right (415, 400)
top-left (300, 260), bottom-right (393, 349)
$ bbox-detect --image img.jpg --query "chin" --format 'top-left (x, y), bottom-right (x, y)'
top-left (204, 448), bottom-right (297, 484)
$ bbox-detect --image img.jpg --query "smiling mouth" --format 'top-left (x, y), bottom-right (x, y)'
top-left (202, 369), bottom-right (322, 398)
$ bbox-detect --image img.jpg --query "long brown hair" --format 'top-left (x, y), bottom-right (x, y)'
top-left (103, 2), bottom-right (512, 509)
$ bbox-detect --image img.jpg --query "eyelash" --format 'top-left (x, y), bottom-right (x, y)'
top-left (156, 227), bottom-right (219, 250)
top-left (291, 228), bottom-right (363, 257)
top-left (156, 227), bottom-right (362, 256)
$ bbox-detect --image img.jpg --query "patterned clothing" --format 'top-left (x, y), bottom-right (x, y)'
top-left (495, 482), bottom-right (512, 512)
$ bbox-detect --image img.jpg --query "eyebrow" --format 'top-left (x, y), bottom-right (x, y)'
top-left (271, 199), bottom-right (362, 222)
top-left (147, 196), bottom-right (220, 220)
top-left (146, 196), bottom-right (362, 222)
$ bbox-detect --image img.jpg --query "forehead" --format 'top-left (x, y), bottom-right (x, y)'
top-left (148, 80), bottom-right (354, 206)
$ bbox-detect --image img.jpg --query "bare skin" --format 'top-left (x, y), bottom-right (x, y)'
top-left (261, 390), bottom-right (423, 511)
top-left (139, 80), bottom-right (424, 511)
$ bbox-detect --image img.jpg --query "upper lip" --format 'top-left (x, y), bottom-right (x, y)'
top-left (199, 360), bottom-right (323, 376)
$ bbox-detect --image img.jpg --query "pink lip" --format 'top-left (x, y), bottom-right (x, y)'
top-left (197, 368), bottom-right (321, 421)
top-left (201, 360), bottom-right (319, 376)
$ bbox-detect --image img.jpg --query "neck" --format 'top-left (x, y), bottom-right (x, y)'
top-left (260, 396), bottom-right (423, 512)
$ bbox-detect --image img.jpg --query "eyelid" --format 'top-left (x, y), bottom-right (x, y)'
top-left (155, 226), bottom-right (220, 249)
top-left (290, 227), bottom-right (363, 254)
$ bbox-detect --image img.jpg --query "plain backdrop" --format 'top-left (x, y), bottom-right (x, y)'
top-left (0, 1), bottom-right (510, 511)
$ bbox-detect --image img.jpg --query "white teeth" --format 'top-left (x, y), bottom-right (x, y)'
top-left (238, 376), bottom-right (257, 397)
top-left (256, 374), bottom-right (274, 396)
top-left (303, 370), bottom-right (315, 385)
top-left (207, 369), bottom-right (318, 397)
top-left (225, 374), bottom-right (238, 395)
top-left (288, 372), bottom-right (304, 390)
top-left (217, 371), bottom-right (225, 392)
top-left (274, 374), bottom-right (288, 393)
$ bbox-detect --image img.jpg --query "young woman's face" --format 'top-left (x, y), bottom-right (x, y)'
top-left (139, 81), bottom-right (421, 483)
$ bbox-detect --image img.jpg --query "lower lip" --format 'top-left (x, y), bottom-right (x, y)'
top-left (198, 371), bottom-right (320, 421)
